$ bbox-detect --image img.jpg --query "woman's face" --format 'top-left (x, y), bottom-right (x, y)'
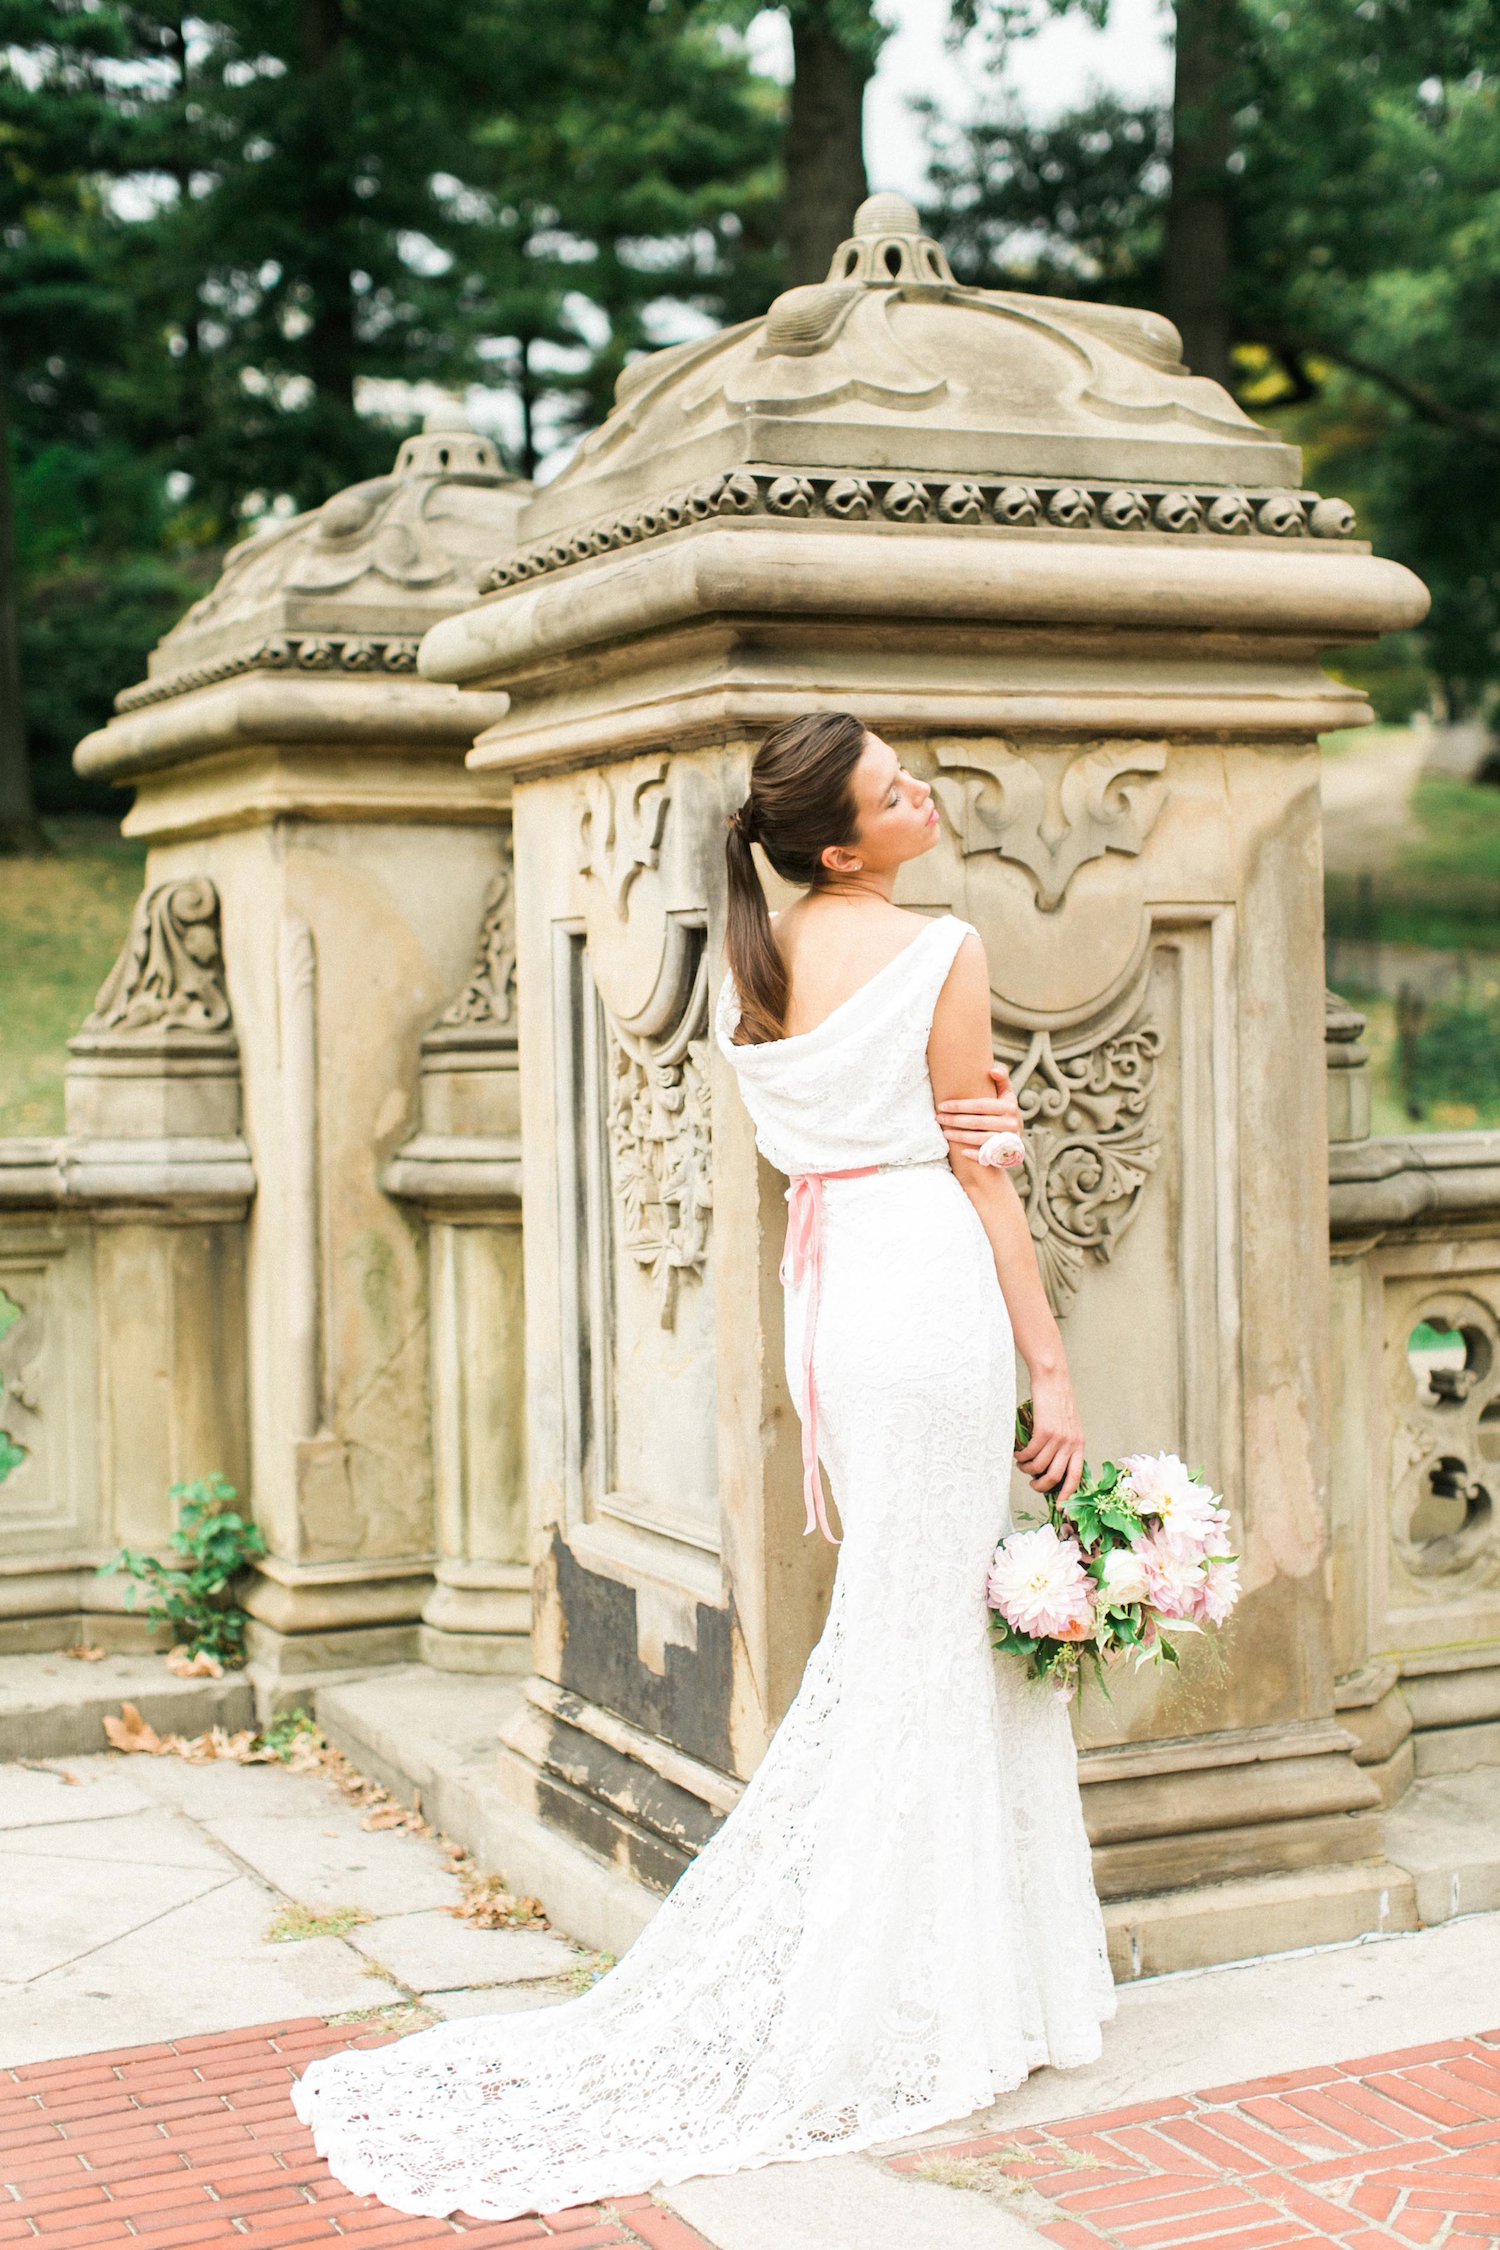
top-left (821, 732), bottom-right (940, 877)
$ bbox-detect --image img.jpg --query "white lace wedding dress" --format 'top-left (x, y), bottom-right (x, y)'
top-left (293, 912), bottom-right (1115, 2220)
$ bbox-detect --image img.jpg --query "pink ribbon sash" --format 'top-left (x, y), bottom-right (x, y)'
top-left (781, 1167), bottom-right (879, 1544)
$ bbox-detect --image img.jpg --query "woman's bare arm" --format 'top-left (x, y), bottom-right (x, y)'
top-left (928, 933), bottom-right (1085, 1504)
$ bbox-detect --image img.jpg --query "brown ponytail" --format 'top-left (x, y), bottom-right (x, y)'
top-left (724, 710), bottom-right (867, 1045)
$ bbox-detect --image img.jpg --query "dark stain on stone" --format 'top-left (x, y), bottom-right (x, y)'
top-left (549, 1527), bottom-right (734, 1773)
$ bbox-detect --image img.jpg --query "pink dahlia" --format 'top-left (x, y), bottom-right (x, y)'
top-left (1198, 1555), bottom-right (1242, 1625)
top-left (1135, 1530), bottom-right (1207, 1621)
top-left (988, 1524), bottom-right (1095, 1639)
top-left (1122, 1452), bottom-right (1225, 1560)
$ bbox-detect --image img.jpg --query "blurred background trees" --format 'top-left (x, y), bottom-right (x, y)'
top-left (5, 0), bottom-right (1500, 842)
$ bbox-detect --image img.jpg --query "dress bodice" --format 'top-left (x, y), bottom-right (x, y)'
top-left (715, 913), bottom-right (975, 1177)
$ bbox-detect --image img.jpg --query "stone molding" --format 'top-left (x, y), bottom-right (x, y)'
top-left (430, 528), bottom-right (1428, 713)
top-left (0, 1135), bottom-right (255, 1217)
top-left (478, 464), bottom-right (1360, 597)
top-left (114, 632), bottom-right (423, 716)
top-left (1329, 1131), bottom-right (1500, 1236)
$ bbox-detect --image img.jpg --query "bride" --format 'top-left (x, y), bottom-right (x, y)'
top-left (293, 710), bottom-right (1116, 2221)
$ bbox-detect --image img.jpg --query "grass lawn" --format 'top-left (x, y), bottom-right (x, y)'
top-left (0, 818), bottom-right (148, 1137)
top-left (1325, 771), bottom-right (1500, 954)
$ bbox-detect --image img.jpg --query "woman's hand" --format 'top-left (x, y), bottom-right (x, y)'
top-left (937, 1066), bottom-right (1024, 1163)
top-left (1016, 1370), bottom-right (1085, 1505)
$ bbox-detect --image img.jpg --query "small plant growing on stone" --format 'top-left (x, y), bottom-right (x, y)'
top-left (99, 1474), bottom-right (266, 1666)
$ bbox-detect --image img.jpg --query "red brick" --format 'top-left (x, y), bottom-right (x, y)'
top-left (1447, 2221), bottom-right (1500, 2239)
top-left (1275, 2178), bottom-right (1372, 2235)
top-left (1158, 2226), bottom-right (1316, 2250)
top-left (1065, 2175), bottom-right (1244, 2217)
top-left (1362, 2073), bottom-right (1478, 2130)
top-left (1350, 2182), bottom-right (1400, 2221)
top-left (1053, 2099), bottom-right (1196, 2137)
top-left (0, 2221), bottom-right (41, 2244)
top-left (217, 2216), bottom-right (343, 2245)
top-left (1390, 2213), bottom-right (1447, 2244)
top-left (172, 2022), bottom-right (323, 2055)
top-left (1151, 2119), bottom-right (1288, 2178)
top-left (1039, 2225), bottom-right (1107, 2250)
top-left (1286, 2144), bottom-right (1438, 2186)
top-left (1282, 2088), bottom-right (1409, 2148)
top-left (1198, 2070), bottom-right (1344, 2107)
top-left (1338, 2234), bottom-right (1412, 2250)
top-left (1111, 2211), bottom-right (1272, 2248)
top-left (592, 2214), bottom-right (717, 2250)
top-left (1237, 2097), bottom-right (1362, 2150)
top-left (12, 2178), bottom-right (110, 2219)
top-left (1401, 2185), bottom-right (1500, 2214)
top-left (12, 2222), bottom-right (128, 2249)
top-left (530, 2234), bottom-right (628, 2250)
top-left (0, 2150), bottom-right (94, 2190)
top-left (1439, 2057), bottom-right (1500, 2101)
top-left (15, 2046), bottom-right (176, 2082)
top-left (1414, 2066), bottom-right (1500, 2121)
top-left (1344, 2042), bottom-right (1485, 2078)
top-left (1101, 2127), bottom-right (1217, 2175)
top-left (538, 2213), bottom-right (610, 2235)
top-left (454, 2225), bottom-right (547, 2245)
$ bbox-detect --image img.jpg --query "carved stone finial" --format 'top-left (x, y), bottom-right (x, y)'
top-left (437, 863), bottom-right (517, 1036)
top-left (73, 877), bottom-right (234, 1047)
top-left (821, 194), bottom-right (955, 288)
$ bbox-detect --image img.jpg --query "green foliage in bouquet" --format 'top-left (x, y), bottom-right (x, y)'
top-left (991, 1403), bottom-right (1206, 1697)
top-left (99, 1475), bottom-right (266, 1665)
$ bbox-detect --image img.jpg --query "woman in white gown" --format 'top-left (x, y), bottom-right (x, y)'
top-left (293, 712), bottom-right (1116, 2221)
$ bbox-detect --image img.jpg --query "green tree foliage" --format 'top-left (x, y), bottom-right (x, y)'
top-left (924, 0), bottom-right (1500, 715)
top-left (3, 0), bottom-right (782, 821)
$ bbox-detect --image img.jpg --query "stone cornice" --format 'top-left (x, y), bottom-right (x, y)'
top-left (480, 465), bottom-right (1360, 600)
top-left (114, 631), bottom-right (423, 715)
top-left (1329, 1131), bottom-right (1500, 1238)
top-left (424, 524), bottom-right (1429, 714)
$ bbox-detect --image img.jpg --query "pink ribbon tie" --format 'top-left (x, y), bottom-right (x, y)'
top-left (781, 1168), bottom-right (879, 1545)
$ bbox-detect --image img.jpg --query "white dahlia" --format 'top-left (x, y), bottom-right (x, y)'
top-left (987, 1524), bottom-right (1094, 1639)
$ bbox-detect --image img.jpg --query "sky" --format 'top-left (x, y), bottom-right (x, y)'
top-left (755, 0), bottom-right (1174, 200)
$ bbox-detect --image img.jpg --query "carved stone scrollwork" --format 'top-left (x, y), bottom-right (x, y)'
top-left (439, 854), bottom-right (516, 1034)
top-left (1390, 1293), bottom-right (1500, 1589)
top-left (0, 1283), bottom-right (40, 1491)
top-left (578, 761), bottom-right (670, 918)
top-left (996, 985), bottom-right (1163, 1318)
top-left (604, 946), bottom-right (712, 1330)
top-left (931, 740), bottom-right (1168, 912)
top-left (75, 877), bottom-right (233, 1044)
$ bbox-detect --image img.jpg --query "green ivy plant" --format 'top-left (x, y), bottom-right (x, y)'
top-left (99, 1474), bottom-right (267, 1665)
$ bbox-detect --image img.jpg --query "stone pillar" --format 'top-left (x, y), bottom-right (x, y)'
top-left (70, 411), bottom-right (525, 1681)
top-left (383, 854), bottom-right (530, 1671)
top-left (422, 196), bottom-right (1431, 1967)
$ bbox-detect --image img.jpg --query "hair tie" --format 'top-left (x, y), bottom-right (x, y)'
top-left (731, 802), bottom-right (758, 844)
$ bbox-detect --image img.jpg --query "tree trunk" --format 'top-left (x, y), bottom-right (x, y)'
top-left (0, 374), bottom-right (46, 856)
top-left (784, 7), bottom-right (873, 288)
top-left (298, 0), bottom-right (356, 417)
top-left (1163, 0), bottom-right (1237, 391)
top-left (517, 338), bottom-right (537, 482)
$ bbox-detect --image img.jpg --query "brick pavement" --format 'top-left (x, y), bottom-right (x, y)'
top-left (0, 2019), bottom-right (715, 2250)
top-left (887, 2029), bottom-right (1500, 2248)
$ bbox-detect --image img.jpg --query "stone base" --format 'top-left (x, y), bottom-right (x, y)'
top-left (241, 1616), bottom-right (420, 1678)
top-left (0, 1649), bottom-right (254, 1760)
top-left (0, 1610), bottom-right (169, 1658)
top-left (1103, 1862), bottom-right (1417, 1980)
top-left (308, 1664), bottom-right (1500, 1977)
top-left (417, 1622), bottom-right (529, 1675)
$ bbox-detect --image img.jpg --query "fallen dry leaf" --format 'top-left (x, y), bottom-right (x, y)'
top-left (166, 1646), bottom-right (224, 1678)
top-left (65, 1644), bottom-right (106, 1662)
top-left (103, 1702), bottom-right (172, 1755)
top-left (101, 1704), bottom-right (277, 1764)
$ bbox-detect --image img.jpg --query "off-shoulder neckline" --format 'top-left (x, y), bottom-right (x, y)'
top-left (727, 913), bottom-right (962, 1054)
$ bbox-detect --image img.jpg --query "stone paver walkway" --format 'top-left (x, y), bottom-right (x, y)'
top-left (0, 2018), bottom-right (714, 2248)
top-left (888, 2034), bottom-right (1500, 2248)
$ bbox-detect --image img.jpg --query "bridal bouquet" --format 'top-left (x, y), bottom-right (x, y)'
top-left (988, 1405), bottom-right (1241, 1700)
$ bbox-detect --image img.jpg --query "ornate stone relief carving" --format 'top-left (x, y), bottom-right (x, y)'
top-left (0, 1284), bottom-right (40, 1490)
top-left (1389, 1292), bottom-right (1500, 1591)
top-left (604, 950), bottom-right (712, 1331)
top-left (75, 878), bottom-right (233, 1043)
top-left (115, 633), bottom-right (420, 716)
top-left (478, 470), bottom-right (1359, 595)
top-left (933, 740), bottom-right (1168, 912)
top-left (578, 762), bottom-right (671, 918)
top-left (995, 982), bottom-right (1163, 1317)
top-left (438, 853), bottom-right (517, 1035)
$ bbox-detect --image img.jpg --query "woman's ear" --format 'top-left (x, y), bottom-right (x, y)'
top-left (821, 843), bottom-right (863, 876)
